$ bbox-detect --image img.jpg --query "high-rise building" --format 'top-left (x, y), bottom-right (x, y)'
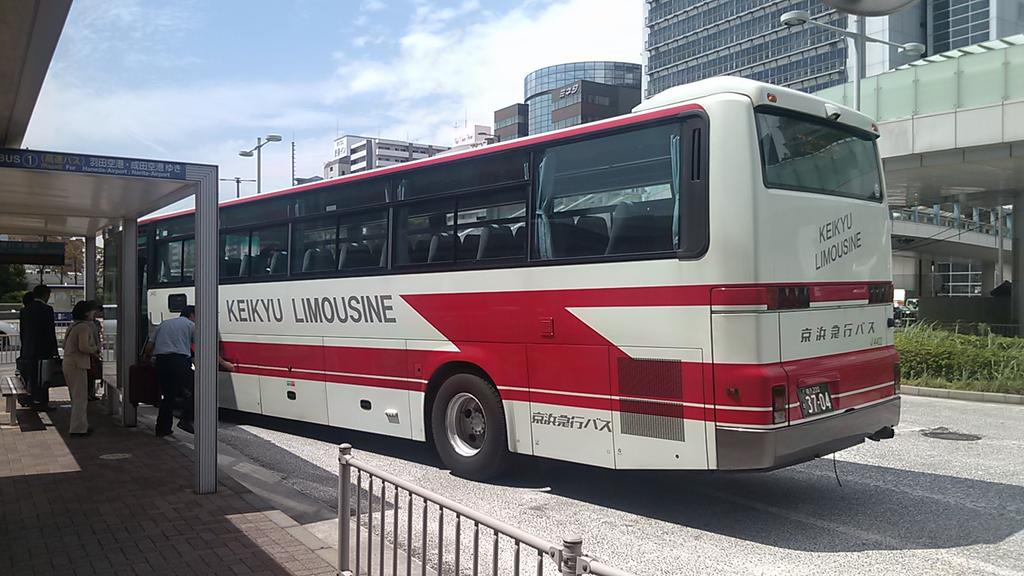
top-left (645, 2), bottom-right (852, 97)
top-left (930, 1), bottom-right (1024, 53)
top-left (644, 1), bottom-right (1024, 99)
top-left (493, 103), bottom-right (529, 142)
top-left (323, 135), bottom-right (449, 180)
top-left (493, 61), bottom-right (642, 140)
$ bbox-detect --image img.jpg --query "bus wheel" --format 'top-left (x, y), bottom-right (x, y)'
top-left (431, 373), bottom-right (508, 480)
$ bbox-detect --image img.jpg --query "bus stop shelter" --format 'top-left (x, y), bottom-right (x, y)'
top-left (1, 0), bottom-right (221, 493)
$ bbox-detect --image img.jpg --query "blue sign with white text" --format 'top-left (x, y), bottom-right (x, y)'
top-left (0, 149), bottom-right (187, 180)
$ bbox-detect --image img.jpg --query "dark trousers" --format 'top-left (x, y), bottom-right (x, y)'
top-left (21, 358), bottom-right (48, 407)
top-left (155, 354), bottom-right (192, 434)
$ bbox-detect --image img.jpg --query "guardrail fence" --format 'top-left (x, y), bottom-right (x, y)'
top-left (337, 444), bottom-right (633, 576)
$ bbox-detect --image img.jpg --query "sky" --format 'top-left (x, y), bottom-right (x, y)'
top-left (25, 0), bottom-right (644, 205)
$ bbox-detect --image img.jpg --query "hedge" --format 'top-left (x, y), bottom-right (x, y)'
top-left (895, 323), bottom-right (1024, 395)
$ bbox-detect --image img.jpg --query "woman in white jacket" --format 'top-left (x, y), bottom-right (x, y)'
top-left (63, 301), bottom-right (99, 437)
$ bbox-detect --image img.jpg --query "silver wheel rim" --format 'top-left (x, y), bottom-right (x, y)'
top-left (445, 392), bottom-right (486, 457)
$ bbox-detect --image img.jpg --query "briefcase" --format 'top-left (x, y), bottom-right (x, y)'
top-left (88, 356), bottom-right (103, 381)
top-left (129, 363), bottom-right (161, 406)
top-left (40, 358), bottom-right (66, 388)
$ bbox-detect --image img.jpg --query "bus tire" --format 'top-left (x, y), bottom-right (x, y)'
top-left (430, 373), bottom-right (508, 480)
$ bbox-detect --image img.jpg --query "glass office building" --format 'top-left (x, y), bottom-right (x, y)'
top-left (645, 1), bottom-right (849, 98)
top-left (525, 62), bottom-right (642, 135)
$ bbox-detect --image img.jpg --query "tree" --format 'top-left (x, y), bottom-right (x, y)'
top-left (0, 264), bottom-right (27, 303)
top-left (61, 238), bottom-right (85, 284)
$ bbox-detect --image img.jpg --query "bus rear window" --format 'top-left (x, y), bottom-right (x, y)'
top-left (755, 110), bottom-right (882, 202)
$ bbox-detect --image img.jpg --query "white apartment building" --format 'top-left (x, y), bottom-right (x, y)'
top-left (323, 135), bottom-right (449, 179)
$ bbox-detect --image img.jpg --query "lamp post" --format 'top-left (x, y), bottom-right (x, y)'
top-left (238, 134), bottom-right (283, 194)
top-left (219, 177), bottom-right (257, 199)
top-left (780, 10), bottom-right (924, 111)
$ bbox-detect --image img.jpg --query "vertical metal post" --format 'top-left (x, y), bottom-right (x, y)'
top-left (195, 167), bottom-right (219, 494)
top-left (853, 15), bottom-right (866, 111)
top-left (933, 204), bottom-right (941, 225)
top-left (84, 235), bottom-right (97, 301)
top-left (339, 444), bottom-right (352, 576)
top-left (118, 218), bottom-right (137, 427)
top-left (256, 137), bottom-right (263, 195)
top-left (997, 205), bottom-right (1005, 285)
top-left (560, 537), bottom-right (582, 576)
top-left (1014, 195), bottom-right (1024, 334)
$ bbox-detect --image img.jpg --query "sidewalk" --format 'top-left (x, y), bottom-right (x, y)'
top-left (0, 387), bottom-right (337, 576)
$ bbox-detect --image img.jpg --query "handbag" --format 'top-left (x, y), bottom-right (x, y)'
top-left (40, 357), bottom-right (66, 388)
top-left (88, 355), bottom-right (103, 381)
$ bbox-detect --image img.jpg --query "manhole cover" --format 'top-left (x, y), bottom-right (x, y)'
top-left (99, 453), bottom-right (133, 460)
top-left (920, 427), bottom-right (982, 441)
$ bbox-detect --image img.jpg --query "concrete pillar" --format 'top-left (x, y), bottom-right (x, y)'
top-left (918, 258), bottom-right (935, 298)
top-left (954, 202), bottom-right (961, 228)
top-left (118, 219), bottom-right (138, 427)
top-left (85, 235), bottom-right (97, 301)
top-left (912, 206), bottom-right (919, 222)
top-left (934, 204), bottom-right (941, 225)
top-left (1015, 194), bottom-right (1024, 332)
top-left (194, 167), bottom-right (220, 495)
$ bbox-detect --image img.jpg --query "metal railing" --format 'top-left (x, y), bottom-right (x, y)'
top-left (0, 322), bottom-right (117, 366)
top-left (890, 208), bottom-right (1009, 238)
top-left (338, 444), bottom-right (633, 576)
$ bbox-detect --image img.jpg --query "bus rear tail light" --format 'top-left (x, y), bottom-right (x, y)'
top-left (772, 385), bottom-right (788, 424)
top-left (868, 283), bottom-right (894, 304)
top-left (768, 286), bottom-right (809, 310)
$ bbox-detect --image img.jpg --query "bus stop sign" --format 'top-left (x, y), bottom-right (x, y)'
top-left (822, 0), bottom-right (920, 16)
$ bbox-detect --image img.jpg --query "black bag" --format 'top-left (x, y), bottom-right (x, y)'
top-left (40, 357), bottom-right (66, 388)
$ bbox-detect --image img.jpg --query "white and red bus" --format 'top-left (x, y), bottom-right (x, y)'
top-left (142, 77), bottom-right (899, 479)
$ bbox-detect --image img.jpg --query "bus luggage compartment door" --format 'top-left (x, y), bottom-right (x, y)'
top-left (610, 347), bottom-right (707, 470)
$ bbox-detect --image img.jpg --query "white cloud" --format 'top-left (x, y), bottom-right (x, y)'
top-left (361, 0), bottom-right (386, 11)
top-left (23, 0), bottom-right (644, 202)
top-left (335, 0), bottom-right (643, 145)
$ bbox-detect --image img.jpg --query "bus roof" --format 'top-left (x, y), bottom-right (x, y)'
top-left (141, 76), bottom-right (860, 226)
top-left (140, 99), bottom-right (699, 225)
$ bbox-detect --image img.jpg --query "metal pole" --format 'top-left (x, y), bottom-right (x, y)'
top-left (561, 537), bottom-right (582, 576)
top-left (235, 177), bottom-right (241, 199)
top-left (853, 15), bottom-right (866, 111)
top-left (256, 137), bottom-right (263, 195)
top-left (118, 219), bottom-right (137, 427)
top-left (85, 235), bottom-right (97, 301)
top-left (195, 165), bottom-right (220, 494)
top-left (997, 205), bottom-right (1005, 285)
top-left (339, 444), bottom-right (352, 576)
top-left (291, 141), bottom-right (296, 186)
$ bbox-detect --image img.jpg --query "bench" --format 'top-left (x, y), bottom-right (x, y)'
top-left (2, 375), bottom-right (28, 425)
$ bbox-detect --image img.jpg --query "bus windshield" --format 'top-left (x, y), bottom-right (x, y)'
top-left (755, 109), bottom-right (882, 203)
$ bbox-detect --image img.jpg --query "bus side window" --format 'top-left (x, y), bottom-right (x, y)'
top-left (220, 232), bottom-right (250, 279)
top-left (532, 122), bottom-right (681, 260)
top-left (395, 200), bottom-right (455, 265)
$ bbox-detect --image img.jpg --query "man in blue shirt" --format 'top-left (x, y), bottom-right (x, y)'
top-left (144, 305), bottom-right (196, 436)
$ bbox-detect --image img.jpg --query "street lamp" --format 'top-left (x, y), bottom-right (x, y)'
top-left (238, 133), bottom-right (283, 194)
top-left (219, 176), bottom-right (257, 199)
top-left (780, 10), bottom-right (925, 111)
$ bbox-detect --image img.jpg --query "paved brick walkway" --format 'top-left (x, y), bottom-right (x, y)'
top-left (0, 388), bottom-right (337, 576)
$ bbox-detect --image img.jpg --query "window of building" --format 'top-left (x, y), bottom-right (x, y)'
top-left (533, 122), bottom-right (682, 260)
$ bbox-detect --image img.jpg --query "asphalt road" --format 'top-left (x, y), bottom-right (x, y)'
top-left (216, 396), bottom-right (1024, 576)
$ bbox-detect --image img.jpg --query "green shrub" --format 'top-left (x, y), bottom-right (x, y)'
top-left (896, 323), bottom-right (1024, 394)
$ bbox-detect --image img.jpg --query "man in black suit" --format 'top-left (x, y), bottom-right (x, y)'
top-left (20, 285), bottom-right (59, 411)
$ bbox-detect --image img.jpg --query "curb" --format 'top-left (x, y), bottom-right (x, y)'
top-left (901, 385), bottom-right (1023, 405)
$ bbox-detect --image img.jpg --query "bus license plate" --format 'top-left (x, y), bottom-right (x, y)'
top-left (798, 384), bottom-right (834, 417)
